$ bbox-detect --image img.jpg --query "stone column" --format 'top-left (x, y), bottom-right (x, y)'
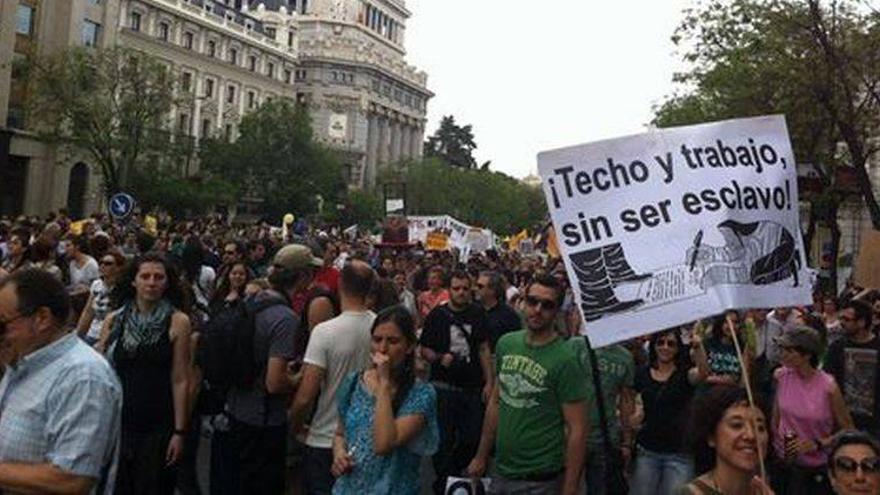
top-left (410, 126), bottom-right (422, 158)
top-left (389, 119), bottom-right (400, 164)
top-left (400, 124), bottom-right (411, 160)
top-left (377, 115), bottom-right (389, 168)
top-left (365, 113), bottom-right (379, 188)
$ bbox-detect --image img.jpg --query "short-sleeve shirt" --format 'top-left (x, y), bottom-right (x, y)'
top-left (226, 290), bottom-right (298, 427)
top-left (825, 336), bottom-right (880, 435)
top-left (303, 310), bottom-right (375, 449)
top-left (69, 256), bottom-right (100, 290)
top-left (420, 303), bottom-right (489, 389)
top-left (485, 302), bottom-right (522, 352)
top-left (332, 373), bottom-right (439, 495)
top-left (576, 343), bottom-right (635, 446)
top-left (0, 333), bottom-right (122, 494)
top-left (417, 289), bottom-right (449, 320)
top-left (494, 331), bottom-right (590, 478)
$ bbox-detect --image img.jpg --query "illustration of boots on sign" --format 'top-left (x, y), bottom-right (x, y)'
top-left (570, 243), bottom-right (649, 321)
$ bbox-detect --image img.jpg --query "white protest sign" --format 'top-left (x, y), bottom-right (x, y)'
top-left (538, 115), bottom-right (811, 347)
top-left (445, 476), bottom-right (490, 495)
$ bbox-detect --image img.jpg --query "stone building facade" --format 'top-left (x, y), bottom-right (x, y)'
top-left (0, 0), bottom-right (430, 217)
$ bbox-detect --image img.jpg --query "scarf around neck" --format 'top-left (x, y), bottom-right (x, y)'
top-left (118, 299), bottom-right (174, 353)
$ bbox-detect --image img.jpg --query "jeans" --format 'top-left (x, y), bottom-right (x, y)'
top-left (432, 386), bottom-right (484, 495)
top-left (228, 418), bottom-right (287, 495)
top-left (630, 445), bottom-right (694, 495)
top-left (303, 446), bottom-right (334, 495)
top-left (585, 445), bottom-right (608, 495)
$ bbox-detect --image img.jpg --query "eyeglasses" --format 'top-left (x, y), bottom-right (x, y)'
top-left (656, 339), bottom-right (678, 349)
top-left (525, 295), bottom-right (558, 311)
top-left (833, 456), bottom-right (880, 474)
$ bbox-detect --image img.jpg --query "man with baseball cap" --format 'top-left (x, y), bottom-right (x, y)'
top-left (223, 244), bottom-right (321, 493)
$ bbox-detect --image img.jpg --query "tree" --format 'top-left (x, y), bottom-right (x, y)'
top-left (200, 100), bottom-right (346, 219)
top-left (25, 46), bottom-right (183, 198)
top-left (400, 158), bottom-right (546, 235)
top-left (654, 0), bottom-right (880, 292)
top-left (423, 115), bottom-right (478, 169)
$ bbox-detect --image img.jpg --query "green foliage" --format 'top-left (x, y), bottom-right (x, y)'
top-left (399, 158), bottom-right (546, 235)
top-left (424, 115), bottom-right (478, 169)
top-left (345, 189), bottom-right (384, 227)
top-left (25, 46), bottom-right (182, 197)
top-left (128, 167), bottom-right (236, 217)
top-left (200, 100), bottom-right (346, 219)
top-left (654, 0), bottom-right (880, 226)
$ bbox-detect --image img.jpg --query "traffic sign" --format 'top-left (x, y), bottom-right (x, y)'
top-left (109, 193), bottom-right (135, 220)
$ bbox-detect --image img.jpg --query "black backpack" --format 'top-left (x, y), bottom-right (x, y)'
top-left (197, 296), bottom-right (287, 407)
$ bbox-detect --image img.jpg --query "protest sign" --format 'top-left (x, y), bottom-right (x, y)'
top-left (854, 230), bottom-right (880, 289)
top-left (538, 115), bottom-right (811, 347)
top-left (426, 231), bottom-right (450, 251)
top-left (445, 476), bottom-right (490, 495)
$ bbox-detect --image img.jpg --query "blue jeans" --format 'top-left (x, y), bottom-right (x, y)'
top-left (630, 445), bottom-right (693, 495)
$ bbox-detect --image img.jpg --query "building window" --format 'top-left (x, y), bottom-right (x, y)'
top-left (288, 32), bottom-right (294, 48)
top-left (183, 31), bottom-right (193, 49)
top-left (207, 40), bottom-right (216, 57)
top-left (295, 70), bottom-right (306, 81)
top-left (248, 55), bottom-right (257, 72)
top-left (267, 62), bottom-right (275, 78)
top-left (181, 72), bottom-right (192, 92)
top-left (226, 85), bottom-right (235, 104)
top-left (265, 27), bottom-right (276, 39)
top-left (201, 119), bottom-right (211, 138)
top-left (130, 11), bottom-right (141, 31)
top-left (82, 20), bottom-right (101, 47)
top-left (284, 69), bottom-right (292, 84)
top-left (229, 48), bottom-right (238, 64)
top-left (225, 124), bottom-right (232, 141)
top-left (204, 78), bottom-right (214, 98)
top-left (158, 22), bottom-right (170, 41)
top-left (247, 91), bottom-right (256, 109)
top-left (179, 114), bottom-right (190, 134)
top-left (16, 4), bottom-right (35, 36)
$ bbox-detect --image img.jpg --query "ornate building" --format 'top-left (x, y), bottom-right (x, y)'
top-left (252, 0), bottom-right (431, 188)
top-left (0, 0), bottom-right (430, 217)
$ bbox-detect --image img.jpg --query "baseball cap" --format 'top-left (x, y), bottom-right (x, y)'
top-left (273, 244), bottom-right (323, 271)
top-left (774, 326), bottom-right (822, 355)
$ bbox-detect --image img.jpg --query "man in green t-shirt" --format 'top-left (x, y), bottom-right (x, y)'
top-left (466, 274), bottom-right (590, 495)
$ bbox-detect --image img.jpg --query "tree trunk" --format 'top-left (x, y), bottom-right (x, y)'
top-left (828, 215), bottom-right (842, 296)
top-left (804, 204), bottom-right (817, 266)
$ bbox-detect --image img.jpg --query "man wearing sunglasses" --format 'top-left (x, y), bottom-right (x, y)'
top-left (0, 269), bottom-right (121, 494)
top-left (828, 430), bottom-right (880, 495)
top-left (826, 300), bottom-right (880, 438)
top-left (466, 274), bottom-right (589, 495)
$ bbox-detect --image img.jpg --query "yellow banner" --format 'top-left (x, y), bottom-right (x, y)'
top-left (426, 231), bottom-right (449, 251)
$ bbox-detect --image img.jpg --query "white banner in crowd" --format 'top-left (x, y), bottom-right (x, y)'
top-left (538, 115), bottom-right (812, 347)
top-left (408, 215), bottom-right (497, 254)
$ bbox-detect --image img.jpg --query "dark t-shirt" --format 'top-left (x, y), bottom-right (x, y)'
top-left (420, 303), bottom-right (489, 389)
top-left (634, 365), bottom-right (694, 453)
top-left (227, 290), bottom-right (299, 427)
top-left (825, 336), bottom-right (880, 435)
top-left (485, 302), bottom-right (522, 352)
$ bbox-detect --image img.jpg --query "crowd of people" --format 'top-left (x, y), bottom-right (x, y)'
top-left (0, 210), bottom-right (879, 495)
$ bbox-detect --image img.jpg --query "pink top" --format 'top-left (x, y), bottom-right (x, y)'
top-left (773, 366), bottom-right (835, 467)
top-left (417, 289), bottom-right (449, 319)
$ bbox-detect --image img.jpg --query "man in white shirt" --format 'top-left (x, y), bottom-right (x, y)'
top-left (290, 259), bottom-right (376, 495)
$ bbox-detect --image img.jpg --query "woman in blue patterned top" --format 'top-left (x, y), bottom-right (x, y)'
top-left (331, 306), bottom-right (439, 495)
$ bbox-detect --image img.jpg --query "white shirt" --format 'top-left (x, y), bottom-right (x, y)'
top-left (69, 256), bottom-right (99, 291)
top-left (303, 310), bottom-right (376, 448)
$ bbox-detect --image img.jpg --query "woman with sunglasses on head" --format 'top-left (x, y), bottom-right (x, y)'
top-left (331, 306), bottom-right (439, 495)
top-left (76, 250), bottom-right (125, 347)
top-left (681, 384), bottom-right (774, 495)
top-left (97, 252), bottom-right (192, 495)
top-left (828, 430), bottom-right (880, 495)
top-left (770, 326), bottom-right (853, 494)
top-left (631, 327), bottom-right (710, 494)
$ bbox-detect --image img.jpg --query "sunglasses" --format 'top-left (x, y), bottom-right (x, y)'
top-left (525, 295), bottom-right (558, 311)
top-left (834, 456), bottom-right (880, 474)
top-left (656, 339), bottom-right (678, 348)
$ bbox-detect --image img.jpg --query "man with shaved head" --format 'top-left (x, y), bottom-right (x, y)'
top-left (290, 259), bottom-right (377, 495)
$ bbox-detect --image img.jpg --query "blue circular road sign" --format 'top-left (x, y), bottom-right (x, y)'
top-left (109, 193), bottom-right (135, 219)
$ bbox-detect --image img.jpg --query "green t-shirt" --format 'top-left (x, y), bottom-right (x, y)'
top-left (495, 330), bottom-right (591, 477)
top-left (573, 341), bottom-right (635, 446)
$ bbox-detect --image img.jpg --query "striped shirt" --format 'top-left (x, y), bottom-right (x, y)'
top-left (0, 332), bottom-right (122, 494)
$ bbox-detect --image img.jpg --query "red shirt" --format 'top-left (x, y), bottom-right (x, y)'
top-left (314, 266), bottom-right (340, 295)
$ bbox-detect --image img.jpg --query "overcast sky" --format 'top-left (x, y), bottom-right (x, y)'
top-left (404, 0), bottom-right (695, 179)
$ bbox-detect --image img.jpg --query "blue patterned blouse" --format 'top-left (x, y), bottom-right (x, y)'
top-left (332, 372), bottom-right (439, 495)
